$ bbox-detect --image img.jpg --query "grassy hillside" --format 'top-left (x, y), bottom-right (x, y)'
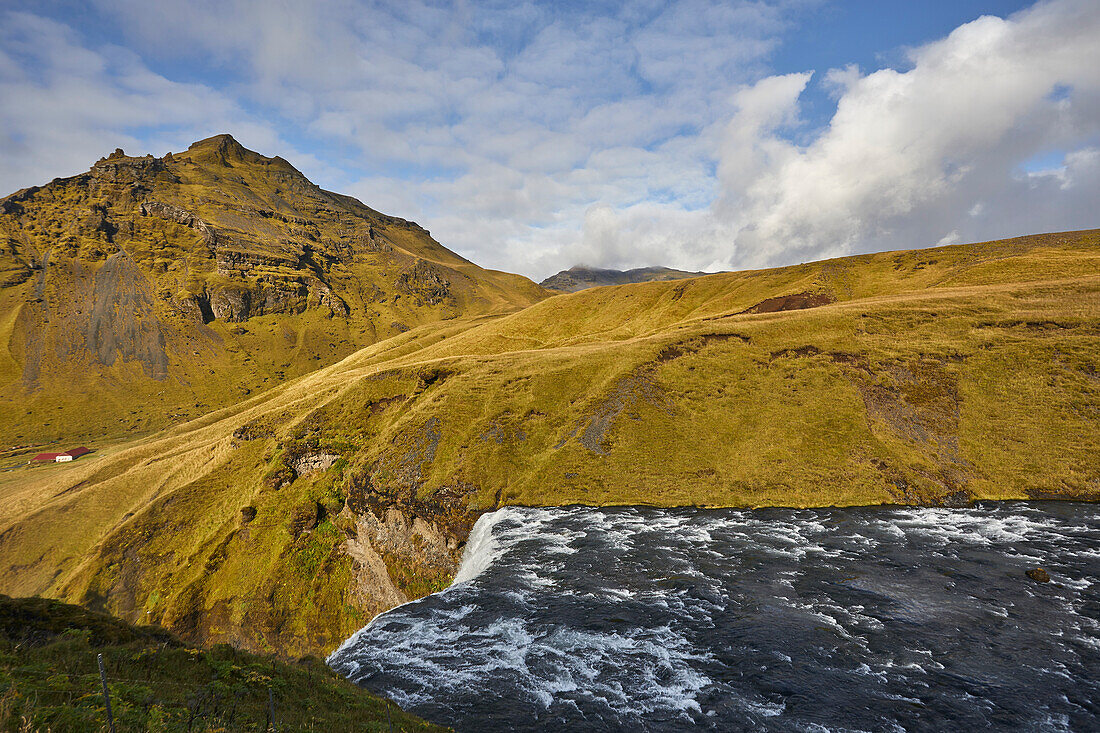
top-left (0, 229), bottom-right (1097, 658)
top-left (0, 595), bottom-right (444, 732)
top-left (0, 134), bottom-right (547, 448)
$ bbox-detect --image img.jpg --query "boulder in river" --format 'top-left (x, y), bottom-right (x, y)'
top-left (1025, 567), bottom-right (1051, 583)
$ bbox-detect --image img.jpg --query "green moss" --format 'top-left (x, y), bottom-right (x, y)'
top-left (0, 595), bottom-right (445, 732)
top-left (289, 521), bottom-right (342, 579)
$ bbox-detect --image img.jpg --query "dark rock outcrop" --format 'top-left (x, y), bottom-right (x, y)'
top-left (91, 152), bottom-right (173, 185)
top-left (739, 291), bottom-right (835, 314)
top-left (85, 251), bottom-right (169, 380)
top-left (214, 248), bottom-right (293, 276)
top-left (209, 282), bottom-right (310, 322)
top-left (140, 200), bottom-right (217, 246)
top-left (1026, 568), bottom-right (1051, 583)
top-left (171, 290), bottom-right (214, 324)
top-left (397, 259), bottom-right (453, 305)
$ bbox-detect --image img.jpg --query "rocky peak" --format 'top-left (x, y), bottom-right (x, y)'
top-left (185, 133), bottom-right (263, 168)
top-left (189, 133), bottom-right (243, 153)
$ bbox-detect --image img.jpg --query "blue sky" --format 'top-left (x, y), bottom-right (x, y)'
top-left (1, 0), bottom-right (1097, 279)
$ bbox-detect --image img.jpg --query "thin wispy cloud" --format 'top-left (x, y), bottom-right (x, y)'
top-left (1, 0), bottom-right (1097, 279)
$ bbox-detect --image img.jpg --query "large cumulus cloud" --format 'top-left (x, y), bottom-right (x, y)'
top-left (711, 0), bottom-right (1100, 269)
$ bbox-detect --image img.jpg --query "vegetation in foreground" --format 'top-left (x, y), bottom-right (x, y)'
top-left (0, 595), bottom-right (444, 732)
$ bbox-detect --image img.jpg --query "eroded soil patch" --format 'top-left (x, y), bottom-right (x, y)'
top-left (739, 291), bottom-right (834, 314)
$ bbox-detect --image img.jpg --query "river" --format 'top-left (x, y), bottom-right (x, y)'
top-left (329, 502), bottom-right (1100, 731)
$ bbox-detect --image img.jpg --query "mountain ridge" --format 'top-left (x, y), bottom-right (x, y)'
top-left (540, 264), bottom-right (711, 292)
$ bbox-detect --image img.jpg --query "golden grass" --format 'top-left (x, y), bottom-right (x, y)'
top-left (0, 228), bottom-right (1096, 657)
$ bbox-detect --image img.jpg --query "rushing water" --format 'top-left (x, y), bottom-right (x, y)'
top-left (328, 503), bottom-right (1100, 731)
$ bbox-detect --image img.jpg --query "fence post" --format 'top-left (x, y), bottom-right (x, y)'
top-left (268, 687), bottom-right (278, 733)
top-left (97, 653), bottom-right (116, 733)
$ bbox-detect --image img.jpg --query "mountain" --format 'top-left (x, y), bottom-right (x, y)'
top-left (1, 228), bottom-right (1096, 658)
top-left (0, 134), bottom-right (547, 446)
top-left (540, 264), bottom-right (710, 292)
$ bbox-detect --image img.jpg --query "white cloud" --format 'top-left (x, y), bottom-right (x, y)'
top-left (2, 0), bottom-right (1098, 282)
top-left (0, 10), bottom-right (309, 195)
top-left (937, 231), bottom-right (961, 246)
top-left (66, 0), bottom-right (792, 278)
top-left (707, 0), bottom-right (1100, 269)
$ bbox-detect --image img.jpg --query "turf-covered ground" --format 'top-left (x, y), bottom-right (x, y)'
top-left (1, 229), bottom-right (1097, 658)
top-left (0, 595), bottom-right (444, 732)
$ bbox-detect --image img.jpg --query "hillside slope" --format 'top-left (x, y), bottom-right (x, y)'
top-left (0, 595), bottom-right (443, 732)
top-left (0, 229), bottom-right (1097, 658)
top-left (540, 264), bottom-right (710, 292)
top-left (0, 135), bottom-right (547, 446)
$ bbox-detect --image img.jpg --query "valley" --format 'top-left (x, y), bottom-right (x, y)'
top-left (0, 141), bottom-right (1096, 660)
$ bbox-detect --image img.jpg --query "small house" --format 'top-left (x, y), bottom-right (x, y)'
top-left (55, 447), bottom-right (91, 463)
top-left (31, 447), bottom-right (91, 464)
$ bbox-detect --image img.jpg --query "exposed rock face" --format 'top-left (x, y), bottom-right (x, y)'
top-left (314, 285), bottom-right (350, 317)
top-left (171, 290), bottom-right (213, 324)
top-left (288, 451), bottom-right (340, 477)
top-left (91, 153), bottom-right (171, 183)
top-left (344, 521), bottom-right (409, 611)
top-left (82, 204), bottom-right (117, 242)
top-left (397, 259), bottom-right (453, 305)
top-left (209, 282), bottom-right (309, 322)
top-left (210, 285), bottom-right (255, 322)
top-left (86, 252), bottom-right (169, 380)
top-left (344, 504), bottom-right (465, 614)
top-left (360, 225), bottom-right (393, 252)
top-left (205, 247), bottom-right (350, 321)
top-left (140, 200), bottom-right (217, 246)
top-left (214, 248), bottom-right (293, 276)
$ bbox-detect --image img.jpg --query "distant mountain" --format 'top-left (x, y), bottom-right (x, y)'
top-left (0, 134), bottom-right (548, 444)
top-left (540, 265), bottom-right (711, 292)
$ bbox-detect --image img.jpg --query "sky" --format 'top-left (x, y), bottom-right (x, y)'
top-left (1, 0), bottom-right (1098, 280)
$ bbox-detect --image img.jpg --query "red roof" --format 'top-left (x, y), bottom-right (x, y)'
top-left (33, 452), bottom-right (60, 461)
top-left (65, 447), bottom-right (91, 458)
